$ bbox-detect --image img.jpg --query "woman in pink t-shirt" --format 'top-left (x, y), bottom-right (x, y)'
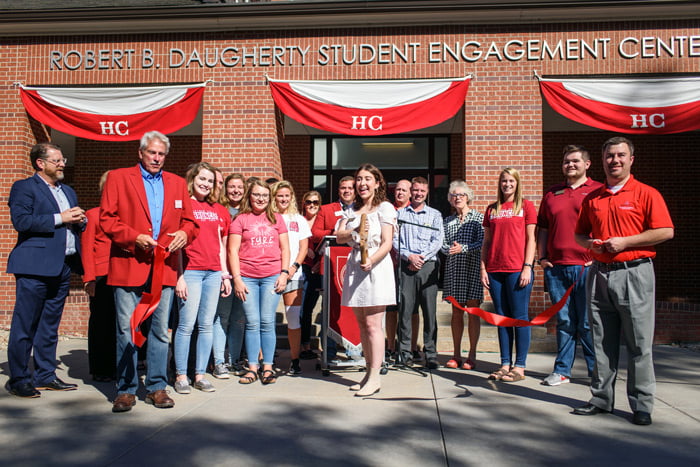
top-left (228, 180), bottom-right (290, 385)
top-left (173, 162), bottom-right (232, 394)
top-left (480, 167), bottom-right (536, 383)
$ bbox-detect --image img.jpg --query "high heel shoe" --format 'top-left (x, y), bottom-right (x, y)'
top-left (349, 373), bottom-right (370, 391)
top-left (354, 368), bottom-right (380, 397)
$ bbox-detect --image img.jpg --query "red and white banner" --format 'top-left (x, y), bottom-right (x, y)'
top-left (269, 76), bottom-right (471, 135)
top-left (328, 245), bottom-right (362, 350)
top-left (19, 82), bottom-right (206, 141)
top-left (538, 76), bottom-right (700, 135)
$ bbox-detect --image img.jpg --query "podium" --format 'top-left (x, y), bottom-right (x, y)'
top-left (319, 236), bottom-right (364, 375)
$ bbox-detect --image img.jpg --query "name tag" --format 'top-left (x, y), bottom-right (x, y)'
top-left (334, 210), bottom-right (344, 217)
top-left (175, 200), bottom-right (182, 209)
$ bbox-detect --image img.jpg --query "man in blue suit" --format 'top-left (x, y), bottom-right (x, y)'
top-left (5, 142), bottom-right (86, 398)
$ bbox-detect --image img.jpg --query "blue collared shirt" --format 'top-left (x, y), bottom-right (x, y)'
top-left (139, 163), bottom-right (164, 240)
top-left (394, 203), bottom-right (444, 262)
top-left (47, 181), bottom-right (78, 255)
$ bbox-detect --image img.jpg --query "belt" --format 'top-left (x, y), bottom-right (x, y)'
top-left (595, 257), bottom-right (652, 272)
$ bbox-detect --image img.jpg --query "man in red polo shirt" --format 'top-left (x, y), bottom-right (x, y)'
top-left (573, 136), bottom-right (674, 426)
top-left (538, 145), bottom-right (602, 387)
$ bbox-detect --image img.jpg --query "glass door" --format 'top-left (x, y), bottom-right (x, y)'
top-left (311, 135), bottom-right (450, 215)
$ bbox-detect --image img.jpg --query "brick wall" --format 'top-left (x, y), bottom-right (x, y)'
top-left (1, 21), bottom-right (698, 342)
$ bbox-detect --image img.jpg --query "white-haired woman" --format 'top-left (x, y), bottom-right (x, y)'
top-left (442, 180), bottom-right (484, 371)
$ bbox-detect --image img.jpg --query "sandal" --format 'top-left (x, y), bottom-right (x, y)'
top-left (260, 369), bottom-right (277, 385)
top-left (488, 367), bottom-right (510, 380)
top-left (462, 359), bottom-right (476, 370)
top-left (238, 371), bottom-right (258, 384)
top-left (501, 369), bottom-right (526, 382)
top-left (445, 358), bottom-right (462, 369)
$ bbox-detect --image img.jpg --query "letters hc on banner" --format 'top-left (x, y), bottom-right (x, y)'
top-left (19, 82), bottom-right (206, 141)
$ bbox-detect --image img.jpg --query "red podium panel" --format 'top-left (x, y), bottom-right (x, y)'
top-left (327, 245), bottom-right (361, 350)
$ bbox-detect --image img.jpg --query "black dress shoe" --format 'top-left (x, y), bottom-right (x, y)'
top-left (426, 358), bottom-right (440, 370)
top-left (573, 403), bottom-right (611, 415)
top-left (5, 381), bottom-right (40, 398)
top-left (36, 378), bottom-right (78, 391)
top-left (632, 411), bottom-right (652, 426)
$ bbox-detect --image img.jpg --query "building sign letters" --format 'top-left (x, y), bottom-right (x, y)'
top-left (49, 35), bottom-right (699, 70)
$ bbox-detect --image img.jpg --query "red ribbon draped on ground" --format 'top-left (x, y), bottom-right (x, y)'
top-left (445, 279), bottom-right (575, 327)
top-left (130, 245), bottom-right (168, 347)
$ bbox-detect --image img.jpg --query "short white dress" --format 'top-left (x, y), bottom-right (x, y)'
top-left (341, 201), bottom-right (397, 307)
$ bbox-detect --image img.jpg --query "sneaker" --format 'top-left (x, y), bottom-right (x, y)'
top-left (290, 359), bottom-right (302, 375)
top-left (194, 378), bottom-right (215, 392)
top-left (229, 362), bottom-right (247, 377)
top-left (543, 373), bottom-right (570, 386)
top-left (212, 363), bottom-right (230, 379)
top-left (173, 379), bottom-right (191, 394)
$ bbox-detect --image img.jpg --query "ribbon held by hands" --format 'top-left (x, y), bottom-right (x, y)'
top-left (445, 270), bottom-right (578, 327)
top-left (359, 213), bottom-right (368, 264)
top-left (130, 245), bottom-right (168, 347)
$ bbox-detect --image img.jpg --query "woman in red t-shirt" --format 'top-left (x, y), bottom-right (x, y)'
top-left (173, 162), bottom-right (232, 394)
top-left (228, 180), bottom-right (290, 385)
top-left (480, 167), bottom-right (536, 383)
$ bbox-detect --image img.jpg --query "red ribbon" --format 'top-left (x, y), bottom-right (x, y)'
top-left (445, 274), bottom-right (576, 328)
top-left (130, 245), bottom-right (169, 347)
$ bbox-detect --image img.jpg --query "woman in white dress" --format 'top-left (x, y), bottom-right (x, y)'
top-left (271, 181), bottom-right (311, 375)
top-left (336, 163), bottom-right (396, 397)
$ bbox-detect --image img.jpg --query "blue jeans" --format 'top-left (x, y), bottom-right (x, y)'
top-left (544, 264), bottom-right (595, 377)
top-left (212, 293), bottom-right (246, 365)
top-left (241, 275), bottom-right (281, 366)
top-left (488, 271), bottom-right (532, 368)
top-left (115, 284), bottom-right (174, 394)
top-left (174, 270), bottom-right (221, 376)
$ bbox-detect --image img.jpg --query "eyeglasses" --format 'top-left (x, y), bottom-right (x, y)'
top-left (42, 158), bottom-right (68, 166)
top-left (250, 193), bottom-right (270, 199)
top-left (304, 200), bottom-right (320, 206)
top-left (449, 193), bottom-right (468, 199)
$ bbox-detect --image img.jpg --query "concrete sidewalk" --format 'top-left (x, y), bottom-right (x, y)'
top-left (1, 339), bottom-right (699, 466)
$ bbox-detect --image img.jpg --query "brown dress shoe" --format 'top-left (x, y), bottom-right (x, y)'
top-left (145, 389), bottom-right (174, 408)
top-left (112, 393), bottom-right (136, 413)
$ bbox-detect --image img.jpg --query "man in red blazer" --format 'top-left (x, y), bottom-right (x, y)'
top-left (101, 131), bottom-right (198, 413)
top-left (311, 176), bottom-right (355, 245)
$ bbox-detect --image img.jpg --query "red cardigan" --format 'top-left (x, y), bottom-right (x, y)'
top-left (81, 207), bottom-right (111, 282)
